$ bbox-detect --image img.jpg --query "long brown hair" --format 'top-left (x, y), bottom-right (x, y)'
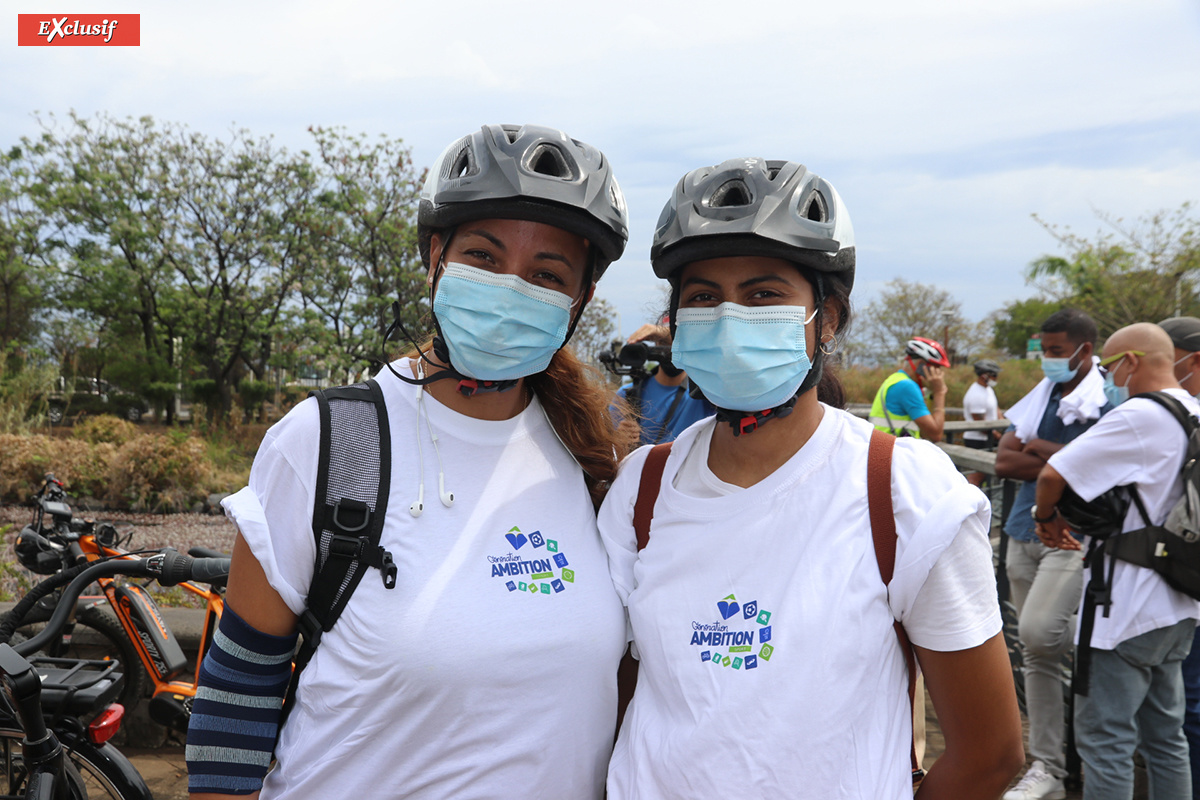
top-left (403, 338), bottom-right (632, 507)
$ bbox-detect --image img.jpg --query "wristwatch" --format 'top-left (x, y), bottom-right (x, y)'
top-left (1031, 506), bottom-right (1058, 524)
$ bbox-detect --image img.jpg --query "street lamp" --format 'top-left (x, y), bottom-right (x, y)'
top-left (941, 310), bottom-right (954, 363)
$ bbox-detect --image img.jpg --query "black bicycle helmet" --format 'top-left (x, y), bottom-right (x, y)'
top-left (973, 359), bottom-right (1002, 376)
top-left (418, 124), bottom-right (629, 278)
top-left (650, 158), bottom-right (855, 290)
top-left (14, 526), bottom-right (64, 575)
top-left (1057, 485), bottom-right (1130, 539)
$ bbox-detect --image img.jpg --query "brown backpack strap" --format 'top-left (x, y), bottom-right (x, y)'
top-left (867, 429), bottom-right (923, 782)
top-left (633, 443), bottom-right (673, 552)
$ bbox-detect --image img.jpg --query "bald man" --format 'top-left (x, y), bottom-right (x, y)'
top-left (1033, 323), bottom-right (1200, 799)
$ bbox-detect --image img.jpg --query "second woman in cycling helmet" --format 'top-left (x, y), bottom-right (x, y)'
top-left (598, 158), bottom-right (1023, 799)
top-left (189, 124), bottom-right (631, 800)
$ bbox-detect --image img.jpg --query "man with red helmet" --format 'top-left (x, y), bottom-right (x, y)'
top-left (869, 336), bottom-right (951, 442)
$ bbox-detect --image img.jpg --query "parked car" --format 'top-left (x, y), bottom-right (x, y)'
top-left (44, 377), bottom-right (150, 424)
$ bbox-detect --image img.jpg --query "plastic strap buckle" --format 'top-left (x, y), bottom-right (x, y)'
top-left (330, 499), bottom-right (370, 533)
top-left (297, 609), bottom-right (323, 652)
top-left (380, 548), bottom-right (397, 589)
top-left (328, 534), bottom-right (367, 560)
top-left (456, 378), bottom-right (518, 397)
top-left (737, 415), bottom-right (760, 436)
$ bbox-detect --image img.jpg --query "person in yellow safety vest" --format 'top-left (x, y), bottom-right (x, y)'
top-left (869, 336), bottom-right (950, 441)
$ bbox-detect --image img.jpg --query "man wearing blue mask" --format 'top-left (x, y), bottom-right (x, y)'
top-left (1160, 315), bottom-right (1200, 799)
top-left (996, 308), bottom-right (1111, 800)
top-left (1035, 322), bottom-right (1200, 800)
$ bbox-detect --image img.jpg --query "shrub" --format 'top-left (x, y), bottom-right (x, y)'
top-left (73, 415), bottom-right (139, 446)
top-left (0, 433), bottom-right (115, 502)
top-left (106, 433), bottom-right (212, 511)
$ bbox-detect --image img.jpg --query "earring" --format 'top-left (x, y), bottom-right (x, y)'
top-left (820, 336), bottom-right (838, 356)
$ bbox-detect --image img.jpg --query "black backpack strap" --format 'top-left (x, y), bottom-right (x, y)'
top-left (282, 379), bottom-right (392, 721)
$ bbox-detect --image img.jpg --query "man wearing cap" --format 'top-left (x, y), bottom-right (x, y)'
top-left (1161, 315), bottom-right (1200, 799)
top-left (963, 359), bottom-right (1002, 486)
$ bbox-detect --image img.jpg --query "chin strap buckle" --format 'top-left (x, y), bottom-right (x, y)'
top-left (720, 396), bottom-right (799, 437)
top-left (456, 378), bottom-right (518, 397)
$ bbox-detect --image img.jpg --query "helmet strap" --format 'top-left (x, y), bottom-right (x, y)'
top-left (715, 395), bottom-right (799, 437)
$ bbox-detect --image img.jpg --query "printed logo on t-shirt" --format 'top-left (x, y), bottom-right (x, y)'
top-left (488, 525), bottom-right (574, 596)
top-left (691, 593), bottom-right (775, 671)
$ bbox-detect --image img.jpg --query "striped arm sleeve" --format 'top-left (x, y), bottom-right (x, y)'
top-left (186, 604), bottom-right (297, 795)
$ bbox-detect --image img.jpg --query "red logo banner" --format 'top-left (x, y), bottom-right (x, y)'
top-left (17, 14), bottom-right (140, 46)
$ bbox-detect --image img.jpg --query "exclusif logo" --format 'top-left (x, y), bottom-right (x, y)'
top-left (17, 14), bottom-right (140, 46)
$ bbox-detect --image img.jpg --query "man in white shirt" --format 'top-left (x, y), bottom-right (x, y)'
top-left (1034, 322), bottom-right (1200, 800)
top-left (962, 359), bottom-right (1001, 487)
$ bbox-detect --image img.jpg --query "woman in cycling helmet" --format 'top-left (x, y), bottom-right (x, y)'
top-left (598, 158), bottom-right (1023, 799)
top-left (188, 124), bottom-right (631, 800)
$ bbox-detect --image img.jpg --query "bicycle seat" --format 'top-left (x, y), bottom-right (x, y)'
top-left (30, 657), bottom-right (123, 717)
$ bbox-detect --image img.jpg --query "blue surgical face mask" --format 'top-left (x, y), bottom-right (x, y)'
top-left (671, 302), bottom-right (817, 411)
top-left (1041, 342), bottom-right (1085, 383)
top-left (1102, 358), bottom-right (1131, 406)
top-left (432, 262), bottom-right (575, 380)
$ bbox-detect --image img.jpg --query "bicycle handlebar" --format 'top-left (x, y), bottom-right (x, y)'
top-left (7, 550), bottom-right (230, 657)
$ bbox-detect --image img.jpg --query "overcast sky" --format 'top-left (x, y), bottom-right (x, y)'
top-left (5, 0), bottom-right (1199, 338)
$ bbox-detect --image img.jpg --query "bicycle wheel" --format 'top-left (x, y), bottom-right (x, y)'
top-left (10, 606), bottom-right (149, 712)
top-left (0, 726), bottom-right (147, 800)
top-left (0, 728), bottom-right (89, 800)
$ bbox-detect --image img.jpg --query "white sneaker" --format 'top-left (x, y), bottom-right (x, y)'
top-left (1003, 760), bottom-right (1066, 800)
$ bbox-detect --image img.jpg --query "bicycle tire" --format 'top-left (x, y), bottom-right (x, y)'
top-left (0, 729), bottom-right (89, 800)
top-left (0, 725), bottom-right (149, 800)
top-left (9, 606), bottom-right (149, 713)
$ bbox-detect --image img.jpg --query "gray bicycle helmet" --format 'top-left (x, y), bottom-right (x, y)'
top-left (418, 124), bottom-right (628, 278)
top-left (973, 359), bottom-right (1002, 376)
top-left (650, 158), bottom-right (855, 290)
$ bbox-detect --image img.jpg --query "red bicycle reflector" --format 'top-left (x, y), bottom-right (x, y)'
top-left (88, 703), bottom-right (125, 745)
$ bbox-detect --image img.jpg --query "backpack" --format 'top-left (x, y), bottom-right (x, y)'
top-left (1059, 390), bottom-right (1200, 695)
top-left (282, 380), bottom-right (395, 720)
top-left (623, 429), bottom-right (924, 785)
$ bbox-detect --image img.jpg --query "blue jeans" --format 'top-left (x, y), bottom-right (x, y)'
top-left (1182, 627), bottom-right (1200, 799)
top-left (1076, 619), bottom-right (1195, 800)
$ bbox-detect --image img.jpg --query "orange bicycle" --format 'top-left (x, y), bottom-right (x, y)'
top-left (12, 474), bottom-right (228, 735)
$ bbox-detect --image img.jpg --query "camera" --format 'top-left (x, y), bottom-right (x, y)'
top-left (598, 340), bottom-right (675, 382)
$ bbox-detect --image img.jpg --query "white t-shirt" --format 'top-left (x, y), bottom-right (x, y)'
top-left (1048, 388), bottom-right (1200, 650)
top-left (222, 361), bottom-right (626, 800)
top-left (598, 408), bottom-right (1001, 800)
top-left (962, 382), bottom-right (999, 441)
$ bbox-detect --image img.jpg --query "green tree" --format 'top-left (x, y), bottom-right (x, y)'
top-left (0, 145), bottom-right (49, 354)
top-left (292, 127), bottom-right (428, 378)
top-left (991, 297), bottom-right (1063, 357)
top-left (26, 113), bottom-right (318, 420)
top-left (1028, 204), bottom-right (1200, 337)
top-left (571, 296), bottom-right (619, 370)
top-left (851, 278), bottom-right (981, 366)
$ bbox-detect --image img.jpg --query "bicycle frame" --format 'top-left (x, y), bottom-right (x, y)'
top-left (71, 533), bottom-right (224, 733)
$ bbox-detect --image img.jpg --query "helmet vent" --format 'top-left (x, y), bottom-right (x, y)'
top-left (527, 144), bottom-right (573, 179)
top-left (441, 138), bottom-right (476, 181)
top-left (767, 166), bottom-right (782, 180)
top-left (503, 127), bottom-right (520, 143)
top-left (803, 192), bottom-right (828, 222)
top-left (710, 179), bottom-right (752, 208)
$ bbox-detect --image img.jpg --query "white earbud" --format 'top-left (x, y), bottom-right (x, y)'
top-left (409, 484), bottom-right (424, 517)
top-left (438, 473), bottom-right (454, 507)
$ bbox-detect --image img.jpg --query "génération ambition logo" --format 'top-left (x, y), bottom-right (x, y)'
top-left (17, 14), bottom-right (140, 46)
